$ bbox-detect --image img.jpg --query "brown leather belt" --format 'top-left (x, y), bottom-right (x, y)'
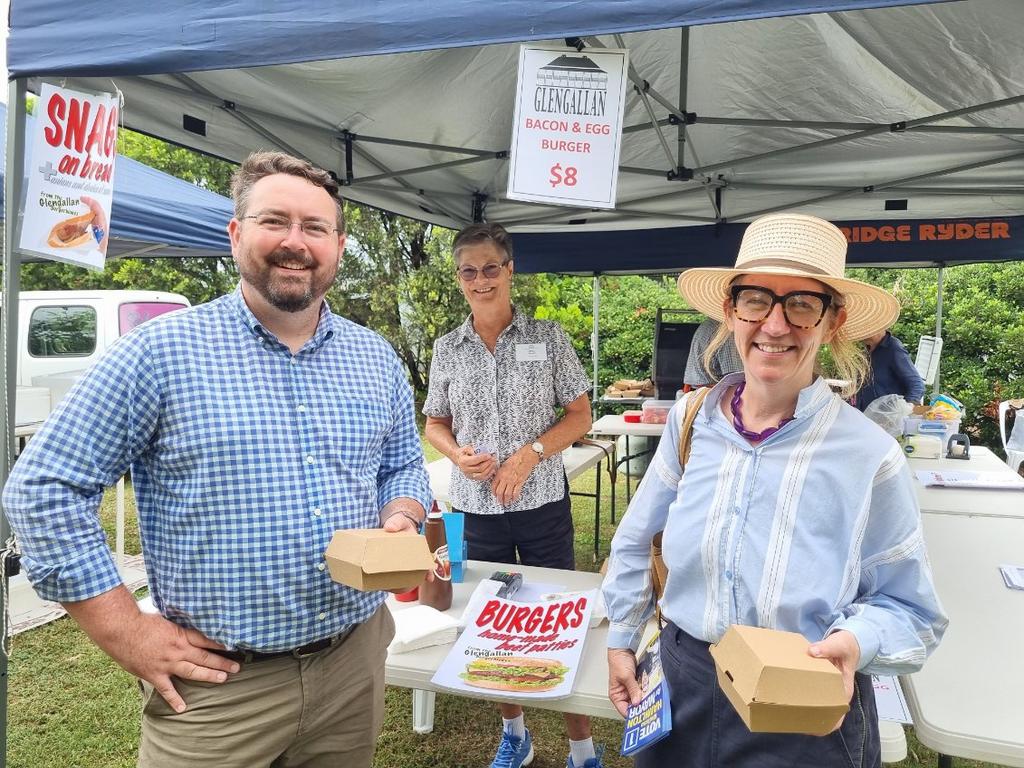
top-left (217, 627), bottom-right (354, 664)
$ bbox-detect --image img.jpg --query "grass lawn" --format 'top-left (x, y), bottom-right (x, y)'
top-left (5, 440), bottom-right (996, 768)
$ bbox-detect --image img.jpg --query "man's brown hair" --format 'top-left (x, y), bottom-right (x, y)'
top-left (231, 152), bottom-right (345, 232)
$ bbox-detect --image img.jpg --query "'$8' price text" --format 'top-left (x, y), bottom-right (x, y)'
top-left (549, 163), bottom-right (579, 188)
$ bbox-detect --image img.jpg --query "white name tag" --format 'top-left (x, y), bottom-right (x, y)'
top-left (515, 343), bottom-right (547, 362)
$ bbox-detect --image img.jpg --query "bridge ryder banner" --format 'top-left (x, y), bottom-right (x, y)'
top-left (19, 84), bottom-right (119, 270)
top-left (512, 216), bottom-right (1024, 274)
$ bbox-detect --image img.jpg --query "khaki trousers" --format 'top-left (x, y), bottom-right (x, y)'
top-left (137, 605), bottom-right (395, 768)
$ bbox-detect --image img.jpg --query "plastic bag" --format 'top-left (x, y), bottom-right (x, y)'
top-left (863, 394), bottom-right (915, 438)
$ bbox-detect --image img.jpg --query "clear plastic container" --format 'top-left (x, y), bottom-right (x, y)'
top-left (903, 416), bottom-right (961, 443)
top-left (641, 399), bottom-right (675, 424)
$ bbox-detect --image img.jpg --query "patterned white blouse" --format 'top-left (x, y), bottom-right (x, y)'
top-left (424, 307), bottom-right (590, 515)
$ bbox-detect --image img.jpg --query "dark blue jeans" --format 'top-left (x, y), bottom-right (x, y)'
top-left (636, 621), bottom-right (881, 768)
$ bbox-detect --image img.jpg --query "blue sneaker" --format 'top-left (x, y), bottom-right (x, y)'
top-left (566, 744), bottom-right (605, 768)
top-left (490, 727), bottom-right (534, 768)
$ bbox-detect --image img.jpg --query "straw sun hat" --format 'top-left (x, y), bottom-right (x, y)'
top-left (676, 213), bottom-right (900, 341)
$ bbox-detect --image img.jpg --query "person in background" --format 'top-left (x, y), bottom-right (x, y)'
top-left (682, 317), bottom-right (743, 390)
top-left (603, 213), bottom-right (947, 768)
top-left (3, 152), bottom-right (431, 768)
top-left (424, 223), bottom-right (603, 768)
top-left (855, 327), bottom-right (926, 410)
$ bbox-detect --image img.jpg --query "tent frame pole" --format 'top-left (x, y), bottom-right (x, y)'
top-left (676, 27), bottom-right (689, 179)
top-left (2, 76), bottom-right (29, 765)
top-left (347, 142), bottom-right (469, 224)
top-left (592, 275), bottom-right (600, 415)
top-left (345, 133), bottom-right (498, 157)
top-left (734, 149), bottom-right (1024, 220)
top-left (729, 181), bottom-right (1024, 196)
top-left (933, 265), bottom-right (944, 398)
top-left (171, 75), bottom-right (313, 162)
top-left (692, 94), bottom-right (1024, 176)
top-left (353, 155), bottom-right (500, 184)
top-left (169, 74), bottom-right (471, 222)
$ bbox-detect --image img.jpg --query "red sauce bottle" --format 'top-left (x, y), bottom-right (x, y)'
top-left (419, 502), bottom-right (453, 611)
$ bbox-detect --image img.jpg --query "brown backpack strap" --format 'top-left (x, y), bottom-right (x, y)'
top-left (678, 386), bottom-right (711, 469)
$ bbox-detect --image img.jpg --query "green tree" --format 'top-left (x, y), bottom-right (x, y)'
top-left (850, 264), bottom-right (1024, 447)
top-left (593, 275), bottom-right (690, 386)
top-left (330, 209), bottom-right (545, 392)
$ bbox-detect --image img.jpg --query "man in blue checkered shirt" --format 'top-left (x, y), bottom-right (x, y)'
top-left (3, 152), bottom-right (432, 767)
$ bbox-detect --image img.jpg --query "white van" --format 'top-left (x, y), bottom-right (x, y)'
top-left (14, 290), bottom-right (190, 424)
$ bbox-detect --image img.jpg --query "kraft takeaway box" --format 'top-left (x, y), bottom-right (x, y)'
top-left (324, 529), bottom-right (434, 591)
top-left (709, 625), bottom-right (850, 736)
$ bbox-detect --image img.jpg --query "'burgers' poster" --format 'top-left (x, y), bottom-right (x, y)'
top-left (431, 591), bottom-right (594, 699)
top-left (19, 83), bottom-right (119, 271)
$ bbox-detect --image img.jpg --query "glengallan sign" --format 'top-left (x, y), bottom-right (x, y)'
top-left (507, 45), bottom-right (628, 210)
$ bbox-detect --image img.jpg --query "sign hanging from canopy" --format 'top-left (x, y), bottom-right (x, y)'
top-left (507, 46), bottom-right (628, 210)
top-left (19, 84), bottom-right (119, 270)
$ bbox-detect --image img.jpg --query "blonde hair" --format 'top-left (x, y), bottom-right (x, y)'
top-left (702, 289), bottom-right (869, 399)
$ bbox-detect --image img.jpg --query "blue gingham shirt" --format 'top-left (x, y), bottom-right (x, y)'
top-left (602, 374), bottom-right (948, 675)
top-left (3, 287), bottom-right (432, 652)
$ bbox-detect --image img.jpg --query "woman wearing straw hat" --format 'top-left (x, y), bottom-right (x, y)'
top-left (601, 213), bottom-right (947, 766)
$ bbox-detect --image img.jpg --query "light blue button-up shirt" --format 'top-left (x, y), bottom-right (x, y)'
top-left (602, 374), bottom-right (947, 674)
top-left (3, 287), bottom-right (432, 652)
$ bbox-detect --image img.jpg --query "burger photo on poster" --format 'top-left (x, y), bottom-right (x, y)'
top-left (460, 655), bottom-right (569, 692)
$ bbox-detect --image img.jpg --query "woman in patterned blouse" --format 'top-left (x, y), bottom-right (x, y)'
top-left (423, 223), bottom-right (604, 768)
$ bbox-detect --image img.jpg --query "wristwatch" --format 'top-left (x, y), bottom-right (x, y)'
top-left (530, 441), bottom-right (545, 460)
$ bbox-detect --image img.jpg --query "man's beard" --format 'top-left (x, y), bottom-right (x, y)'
top-left (238, 247), bottom-right (337, 313)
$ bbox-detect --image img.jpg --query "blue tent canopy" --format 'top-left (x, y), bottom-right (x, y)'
top-left (7, 0), bottom-right (1020, 272)
top-left (0, 103), bottom-right (232, 259)
top-left (7, 0), bottom-right (944, 78)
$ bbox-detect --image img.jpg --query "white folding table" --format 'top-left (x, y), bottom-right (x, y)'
top-left (588, 414), bottom-right (667, 521)
top-left (908, 445), bottom-right (1024, 519)
top-left (388, 561), bottom-right (907, 761)
top-left (903, 514), bottom-right (1024, 767)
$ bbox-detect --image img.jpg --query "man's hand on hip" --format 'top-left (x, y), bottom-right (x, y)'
top-left (64, 585), bottom-right (238, 713)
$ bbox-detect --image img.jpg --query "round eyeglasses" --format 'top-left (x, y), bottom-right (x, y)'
top-left (730, 285), bottom-right (834, 329)
top-left (242, 214), bottom-right (339, 240)
top-left (456, 260), bottom-right (510, 282)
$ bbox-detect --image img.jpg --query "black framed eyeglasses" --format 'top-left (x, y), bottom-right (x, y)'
top-left (729, 285), bottom-right (834, 329)
top-left (241, 214), bottom-right (339, 240)
top-left (456, 260), bottom-right (510, 282)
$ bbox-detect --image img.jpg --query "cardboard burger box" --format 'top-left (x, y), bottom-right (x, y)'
top-left (324, 529), bottom-right (434, 591)
top-left (708, 625), bottom-right (850, 736)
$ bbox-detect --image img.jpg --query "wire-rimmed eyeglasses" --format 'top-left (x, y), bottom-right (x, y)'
top-left (241, 214), bottom-right (339, 240)
top-left (729, 284), bottom-right (834, 329)
top-left (456, 260), bottom-right (510, 282)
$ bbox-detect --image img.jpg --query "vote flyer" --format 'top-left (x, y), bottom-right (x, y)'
top-left (621, 631), bottom-right (672, 756)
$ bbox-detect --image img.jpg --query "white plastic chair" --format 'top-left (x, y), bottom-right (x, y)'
top-left (999, 399), bottom-right (1024, 473)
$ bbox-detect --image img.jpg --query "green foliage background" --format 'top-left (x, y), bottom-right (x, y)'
top-left (18, 128), bottom-right (1023, 449)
